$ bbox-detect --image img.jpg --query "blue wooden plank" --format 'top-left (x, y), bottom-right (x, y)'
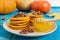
top-left (0, 10), bottom-right (19, 40)
top-left (0, 26), bottom-right (12, 40)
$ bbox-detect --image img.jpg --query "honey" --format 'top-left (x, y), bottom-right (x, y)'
top-left (32, 18), bottom-right (55, 32)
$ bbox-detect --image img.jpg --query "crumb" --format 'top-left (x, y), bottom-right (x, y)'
top-left (1, 16), bottom-right (5, 20)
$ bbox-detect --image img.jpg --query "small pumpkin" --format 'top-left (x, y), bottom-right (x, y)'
top-left (39, 1), bottom-right (51, 13)
top-left (16, 0), bottom-right (35, 11)
top-left (0, 0), bottom-right (16, 14)
top-left (31, 1), bottom-right (41, 11)
top-left (31, 1), bottom-right (51, 13)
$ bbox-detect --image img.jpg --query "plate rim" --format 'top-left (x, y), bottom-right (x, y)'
top-left (3, 20), bottom-right (57, 37)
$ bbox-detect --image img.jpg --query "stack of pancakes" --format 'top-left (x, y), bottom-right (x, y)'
top-left (28, 11), bottom-right (43, 18)
top-left (9, 12), bottom-right (30, 30)
top-left (27, 11), bottom-right (43, 22)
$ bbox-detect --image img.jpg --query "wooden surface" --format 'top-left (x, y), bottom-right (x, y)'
top-left (0, 7), bottom-right (60, 40)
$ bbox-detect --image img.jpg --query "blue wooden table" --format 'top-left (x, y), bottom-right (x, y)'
top-left (0, 7), bottom-right (60, 40)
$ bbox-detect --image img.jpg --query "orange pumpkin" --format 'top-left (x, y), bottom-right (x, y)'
top-left (39, 1), bottom-right (51, 13)
top-left (31, 1), bottom-right (41, 11)
top-left (31, 1), bottom-right (51, 13)
top-left (0, 0), bottom-right (16, 14)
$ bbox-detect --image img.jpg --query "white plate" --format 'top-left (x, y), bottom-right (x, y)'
top-left (3, 20), bottom-right (57, 37)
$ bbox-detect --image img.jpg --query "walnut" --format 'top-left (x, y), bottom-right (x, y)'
top-left (20, 28), bottom-right (28, 34)
top-left (13, 12), bottom-right (26, 18)
top-left (2, 16), bottom-right (5, 20)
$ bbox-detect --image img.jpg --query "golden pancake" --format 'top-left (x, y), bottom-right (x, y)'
top-left (27, 12), bottom-right (43, 18)
top-left (9, 23), bottom-right (29, 30)
top-left (9, 26), bottom-right (27, 30)
top-left (9, 22), bottom-right (29, 26)
top-left (9, 23), bottom-right (29, 28)
top-left (9, 21), bottom-right (29, 25)
top-left (10, 20), bottom-right (29, 24)
top-left (10, 17), bottom-right (30, 21)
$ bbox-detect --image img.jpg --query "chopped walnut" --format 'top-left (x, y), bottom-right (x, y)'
top-left (33, 11), bottom-right (42, 15)
top-left (38, 11), bottom-right (43, 15)
top-left (28, 26), bottom-right (34, 33)
top-left (2, 16), bottom-right (5, 20)
top-left (13, 12), bottom-right (26, 18)
top-left (33, 11), bottom-right (38, 15)
top-left (20, 28), bottom-right (28, 34)
top-left (19, 12), bottom-right (26, 17)
top-left (20, 23), bottom-right (34, 34)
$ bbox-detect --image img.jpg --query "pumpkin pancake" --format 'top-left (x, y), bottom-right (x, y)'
top-left (10, 17), bottom-right (30, 21)
top-left (9, 26), bottom-right (27, 30)
top-left (27, 11), bottom-right (43, 18)
top-left (9, 22), bottom-right (29, 26)
top-left (9, 23), bottom-right (29, 30)
top-left (10, 19), bottom-right (29, 24)
top-left (10, 12), bottom-right (30, 21)
top-left (9, 21), bottom-right (28, 25)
